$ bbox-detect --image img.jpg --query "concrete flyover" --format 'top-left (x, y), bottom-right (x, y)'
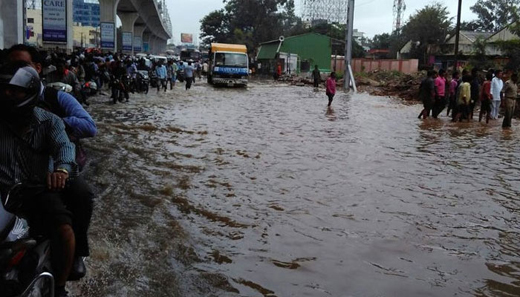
top-left (99, 0), bottom-right (172, 54)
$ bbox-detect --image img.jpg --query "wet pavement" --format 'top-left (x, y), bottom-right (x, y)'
top-left (72, 79), bottom-right (520, 297)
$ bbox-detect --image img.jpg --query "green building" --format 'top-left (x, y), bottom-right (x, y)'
top-left (256, 33), bottom-right (332, 75)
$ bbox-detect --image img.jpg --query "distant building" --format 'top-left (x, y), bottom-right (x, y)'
top-left (73, 0), bottom-right (100, 27)
top-left (26, 8), bottom-right (98, 48)
top-left (256, 33), bottom-right (332, 74)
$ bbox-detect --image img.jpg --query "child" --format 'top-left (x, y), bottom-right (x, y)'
top-left (326, 72), bottom-right (336, 107)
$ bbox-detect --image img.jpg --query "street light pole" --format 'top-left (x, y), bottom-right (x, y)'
top-left (454, 0), bottom-right (462, 71)
top-left (344, 0), bottom-right (355, 91)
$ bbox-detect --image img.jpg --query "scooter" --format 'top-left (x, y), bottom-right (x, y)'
top-left (0, 184), bottom-right (54, 297)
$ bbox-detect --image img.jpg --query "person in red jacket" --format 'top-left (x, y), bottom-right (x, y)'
top-left (326, 72), bottom-right (337, 106)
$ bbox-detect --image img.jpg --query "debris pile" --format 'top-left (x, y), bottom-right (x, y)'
top-left (355, 70), bottom-right (425, 101)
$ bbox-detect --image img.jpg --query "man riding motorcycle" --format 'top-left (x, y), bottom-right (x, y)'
top-left (0, 62), bottom-right (76, 297)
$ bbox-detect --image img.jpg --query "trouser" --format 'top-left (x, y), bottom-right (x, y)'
top-left (62, 176), bottom-right (94, 257)
top-left (158, 79), bottom-right (167, 91)
top-left (502, 98), bottom-right (516, 128)
top-left (432, 96), bottom-right (446, 118)
top-left (327, 93), bottom-right (334, 106)
top-left (314, 79), bottom-right (319, 88)
top-left (491, 100), bottom-right (501, 119)
top-left (186, 77), bottom-right (193, 90)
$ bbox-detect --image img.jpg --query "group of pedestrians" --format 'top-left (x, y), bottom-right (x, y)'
top-left (418, 68), bottom-right (518, 128)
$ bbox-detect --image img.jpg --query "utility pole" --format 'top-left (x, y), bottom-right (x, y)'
top-left (344, 0), bottom-right (355, 91)
top-left (454, 0), bottom-right (462, 71)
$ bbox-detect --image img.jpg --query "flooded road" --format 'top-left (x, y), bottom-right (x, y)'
top-left (73, 80), bottom-right (520, 297)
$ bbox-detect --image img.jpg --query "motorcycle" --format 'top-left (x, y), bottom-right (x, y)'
top-left (0, 184), bottom-right (54, 297)
top-left (136, 71), bottom-right (149, 94)
top-left (149, 71), bottom-right (158, 88)
top-left (82, 80), bottom-right (98, 97)
top-left (176, 69), bottom-right (185, 83)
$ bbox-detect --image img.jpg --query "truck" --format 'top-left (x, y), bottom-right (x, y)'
top-left (207, 43), bottom-right (249, 87)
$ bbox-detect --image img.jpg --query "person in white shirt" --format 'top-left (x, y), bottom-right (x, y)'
top-left (490, 69), bottom-right (504, 120)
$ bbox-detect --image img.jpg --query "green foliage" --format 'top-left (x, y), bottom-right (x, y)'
top-left (469, 37), bottom-right (494, 69)
top-left (401, 3), bottom-right (452, 64)
top-left (496, 39), bottom-right (520, 71)
top-left (469, 0), bottom-right (520, 32)
top-left (371, 33), bottom-right (392, 49)
top-left (200, 0), bottom-right (300, 52)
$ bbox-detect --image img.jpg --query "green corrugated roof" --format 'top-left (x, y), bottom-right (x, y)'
top-left (257, 43), bottom-right (280, 60)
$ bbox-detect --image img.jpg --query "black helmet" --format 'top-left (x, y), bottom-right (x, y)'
top-left (0, 62), bottom-right (41, 122)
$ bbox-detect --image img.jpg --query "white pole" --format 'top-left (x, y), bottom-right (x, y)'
top-left (344, 0), bottom-right (355, 91)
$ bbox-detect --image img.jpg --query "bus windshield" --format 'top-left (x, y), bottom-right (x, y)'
top-left (215, 53), bottom-right (248, 67)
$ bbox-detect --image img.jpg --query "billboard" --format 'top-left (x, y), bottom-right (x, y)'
top-left (100, 22), bottom-right (115, 49)
top-left (181, 33), bottom-right (193, 43)
top-left (134, 36), bottom-right (142, 52)
top-left (42, 0), bottom-right (67, 43)
top-left (122, 32), bottom-right (133, 51)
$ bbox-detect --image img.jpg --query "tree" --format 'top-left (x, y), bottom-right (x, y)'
top-left (469, 0), bottom-right (520, 32)
top-left (200, 0), bottom-right (300, 53)
top-left (401, 3), bottom-right (452, 64)
top-left (200, 10), bottom-right (230, 44)
top-left (371, 33), bottom-right (392, 49)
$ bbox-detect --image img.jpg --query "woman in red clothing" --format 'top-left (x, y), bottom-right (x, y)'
top-left (326, 72), bottom-right (336, 106)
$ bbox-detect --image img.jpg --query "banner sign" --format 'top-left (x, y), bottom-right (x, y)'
top-left (100, 22), bottom-right (115, 48)
top-left (122, 32), bottom-right (133, 51)
top-left (143, 42), bottom-right (149, 52)
top-left (181, 33), bottom-right (193, 43)
top-left (134, 36), bottom-right (142, 52)
top-left (42, 0), bottom-right (67, 43)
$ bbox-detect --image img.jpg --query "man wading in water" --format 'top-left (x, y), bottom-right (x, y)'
top-left (418, 70), bottom-right (436, 119)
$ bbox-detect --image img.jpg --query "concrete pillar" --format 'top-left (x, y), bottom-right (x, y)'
top-left (0, 0), bottom-right (23, 49)
top-left (134, 25), bottom-right (146, 53)
top-left (118, 12), bottom-right (139, 55)
top-left (156, 38), bottom-right (166, 54)
top-left (99, 0), bottom-right (120, 52)
top-left (66, 0), bottom-right (73, 52)
top-left (151, 35), bottom-right (158, 54)
top-left (143, 31), bottom-right (151, 53)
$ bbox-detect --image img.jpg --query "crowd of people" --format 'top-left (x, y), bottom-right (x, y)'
top-left (0, 43), bottom-right (216, 296)
top-left (418, 67), bottom-right (519, 128)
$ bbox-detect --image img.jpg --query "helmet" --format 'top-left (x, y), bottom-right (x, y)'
top-left (0, 62), bottom-right (41, 122)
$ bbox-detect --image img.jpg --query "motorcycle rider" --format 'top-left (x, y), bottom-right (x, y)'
top-left (6, 44), bottom-right (97, 285)
top-left (46, 58), bottom-right (84, 104)
top-left (0, 62), bottom-right (76, 297)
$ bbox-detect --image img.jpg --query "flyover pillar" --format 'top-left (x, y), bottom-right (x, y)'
top-left (133, 25), bottom-right (146, 54)
top-left (143, 31), bottom-right (151, 53)
top-left (0, 0), bottom-right (23, 49)
top-left (99, 0), bottom-right (120, 52)
top-left (150, 35), bottom-right (158, 54)
top-left (118, 12), bottom-right (139, 55)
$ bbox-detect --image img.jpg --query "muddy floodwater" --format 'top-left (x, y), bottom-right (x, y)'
top-left (71, 80), bottom-right (520, 297)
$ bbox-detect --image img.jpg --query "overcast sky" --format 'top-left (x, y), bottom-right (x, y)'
top-left (165, 0), bottom-right (479, 44)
